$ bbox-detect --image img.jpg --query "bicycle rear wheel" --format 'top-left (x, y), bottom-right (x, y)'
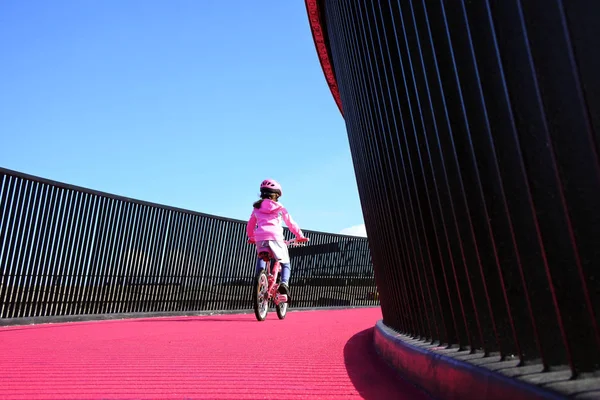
top-left (253, 270), bottom-right (269, 321)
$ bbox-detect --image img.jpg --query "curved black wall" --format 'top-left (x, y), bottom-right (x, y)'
top-left (319, 0), bottom-right (600, 375)
top-left (0, 168), bottom-right (377, 321)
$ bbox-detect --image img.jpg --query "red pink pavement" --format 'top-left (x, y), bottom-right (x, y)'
top-left (0, 307), bottom-right (429, 399)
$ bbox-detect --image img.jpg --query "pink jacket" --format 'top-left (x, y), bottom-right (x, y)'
top-left (247, 199), bottom-right (304, 242)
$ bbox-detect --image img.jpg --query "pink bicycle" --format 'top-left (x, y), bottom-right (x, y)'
top-left (250, 237), bottom-right (309, 321)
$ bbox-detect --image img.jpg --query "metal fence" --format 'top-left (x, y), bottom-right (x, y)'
top-left (309, 0), bottom-right (600, 378)
top-left (0, 167), bottom-right (377, 320)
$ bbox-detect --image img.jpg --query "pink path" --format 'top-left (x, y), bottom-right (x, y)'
top-left (0, 307), bottom-right (428, 399)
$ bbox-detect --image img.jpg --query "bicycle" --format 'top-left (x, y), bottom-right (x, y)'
top-left (249, 237), bottom-right (309, 321)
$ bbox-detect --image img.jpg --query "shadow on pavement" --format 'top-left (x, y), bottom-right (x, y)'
top-left (344, 327), bottom-right (431, 400)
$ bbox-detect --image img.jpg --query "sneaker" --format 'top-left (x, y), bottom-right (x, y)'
top-left (278, 282), bottom-right (291, 299)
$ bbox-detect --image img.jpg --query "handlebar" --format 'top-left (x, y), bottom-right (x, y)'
top-left (247, 238), bottom-right (309, 246)
top-left (284, 237), bottom-right (310, 247)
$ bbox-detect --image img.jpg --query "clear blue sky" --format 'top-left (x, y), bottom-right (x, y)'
top-left (0, 0), bottom-right (366, 236)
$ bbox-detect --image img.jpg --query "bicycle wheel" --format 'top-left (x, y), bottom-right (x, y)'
top-left (276, 299), bottom-right (287, 320)
top-left (274, 266), bottom-right (287, 319)
top-left (253, 270), bottom-right (269, 321)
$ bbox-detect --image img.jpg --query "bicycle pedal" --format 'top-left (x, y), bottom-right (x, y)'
top-left (275, 294), bottom-right (288, 302)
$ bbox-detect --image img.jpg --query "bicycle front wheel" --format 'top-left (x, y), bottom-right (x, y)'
top-left (276, 300), bottom-right (287, 320)
top-left (253, 270), bottom-right (269, 321)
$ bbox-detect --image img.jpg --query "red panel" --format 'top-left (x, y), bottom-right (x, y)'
top-left (305, 0), bottom-right (344, 116)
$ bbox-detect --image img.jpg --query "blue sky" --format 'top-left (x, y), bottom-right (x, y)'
top-left (0, 0), bottom-right (366, 236)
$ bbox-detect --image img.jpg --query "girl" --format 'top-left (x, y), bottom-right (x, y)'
top-left (246, 178), bottom-right (308, 298)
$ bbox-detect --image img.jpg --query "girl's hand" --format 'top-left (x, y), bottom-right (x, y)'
top-left (247, 238), bottom-right (255, 244)
top-left (297, 237), bottom-right (309, 243)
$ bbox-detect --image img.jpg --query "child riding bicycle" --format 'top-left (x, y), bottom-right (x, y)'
top-left (246, 179), bottom-right (308, 299)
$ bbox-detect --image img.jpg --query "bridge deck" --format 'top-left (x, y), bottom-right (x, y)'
top-left (0, 308), bottom-right (427, 399)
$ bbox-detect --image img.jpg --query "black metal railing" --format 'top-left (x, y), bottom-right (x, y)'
top-left (0, 167), bottom-right (377, 320)
top-left (315, 0), bottom-right (600, 379)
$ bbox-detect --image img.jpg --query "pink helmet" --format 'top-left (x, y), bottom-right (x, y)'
top-left (260, 178), bottom-right (282, 195)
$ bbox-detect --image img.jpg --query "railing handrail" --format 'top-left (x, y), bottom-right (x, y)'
top-left (0, 166), bottom-right (368, 240)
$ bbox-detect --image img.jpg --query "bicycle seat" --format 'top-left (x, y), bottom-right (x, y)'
top-left (258, 251), bottom-right (271, 262)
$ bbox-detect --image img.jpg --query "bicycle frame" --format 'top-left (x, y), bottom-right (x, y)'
top-left (258, 252), bottom-right (288, 306)
top-left (256, 238), bottom-right (308, 306)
